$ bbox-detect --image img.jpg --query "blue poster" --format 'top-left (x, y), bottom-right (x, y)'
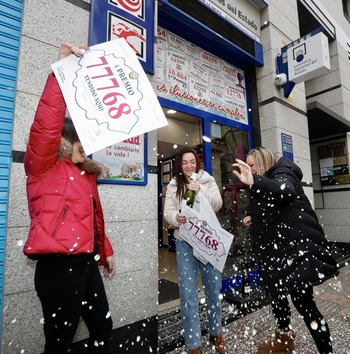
top-left (281, 133), bottom-right (293, 161)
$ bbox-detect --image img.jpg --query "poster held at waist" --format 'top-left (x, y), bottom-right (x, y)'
top-left (51, 38), bottom-right (168, 156)
top-left (179, 200), bottom-right (234, 272)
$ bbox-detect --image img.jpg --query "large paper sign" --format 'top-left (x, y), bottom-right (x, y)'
top-left (179, 200), bottom-right (234, 272)
top-left (51, 38), bottom-right (168, 155)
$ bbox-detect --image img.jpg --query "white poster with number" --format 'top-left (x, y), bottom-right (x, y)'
top-left (179, 200), bottom-right (234, 272)
top-left (51, 38), bottom-right (168, 156)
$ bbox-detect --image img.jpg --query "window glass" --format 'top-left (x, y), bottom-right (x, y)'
top-left (343, 0), bottom-right (350, 20)
top-left (210, 123), bottom-right (256, 276)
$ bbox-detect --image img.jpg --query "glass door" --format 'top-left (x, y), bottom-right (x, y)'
top-left (157, 107), bottom-right (203, 312)
top-left (210, 122), bottom-right (256, 284)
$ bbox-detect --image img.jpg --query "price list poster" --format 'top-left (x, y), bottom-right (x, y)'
top-left (150, 26), bottom-right (249, 124)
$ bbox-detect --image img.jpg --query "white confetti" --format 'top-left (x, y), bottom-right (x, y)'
top-left (310, 320), bottom-right (318, 330)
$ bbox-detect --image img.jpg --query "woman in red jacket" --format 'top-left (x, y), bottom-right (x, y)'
top-left (23, 43), bottom-right (116, 354)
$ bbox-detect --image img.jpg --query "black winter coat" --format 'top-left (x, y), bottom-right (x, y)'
top-left (250, 157), bottom-right (338, 296)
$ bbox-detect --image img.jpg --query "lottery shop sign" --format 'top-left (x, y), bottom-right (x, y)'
top-left (51, 38), bottom-right (167, 156)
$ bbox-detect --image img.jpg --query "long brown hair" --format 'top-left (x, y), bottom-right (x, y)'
top-left (247, 146), bottom-right (276, 175)
top-left (172, 147), bottom-right (201, 200)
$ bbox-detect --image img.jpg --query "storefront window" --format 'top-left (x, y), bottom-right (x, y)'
top-left (343, 0), bottom-right (350, 21)
top-left (318, 142), bottom-right (349, 186)
top-left (210, 122), bottom-right (256, 277)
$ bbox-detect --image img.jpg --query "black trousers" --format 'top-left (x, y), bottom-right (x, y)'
top-left (35, 254), bottom-right (113, 354)
top-left (271, 286), bottom-right (333, 354)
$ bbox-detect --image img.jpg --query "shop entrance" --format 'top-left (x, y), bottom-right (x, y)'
top-left (157, 107), bottom-right (256, 314)
top-left (157, 107), bottom-right (203, 313)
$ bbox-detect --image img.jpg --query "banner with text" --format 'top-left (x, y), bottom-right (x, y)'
top-left (179, 200), bottom-right (234, 272)
top-left (149, 27), bottom-right (248, 124)
top-left (92, 134), bottom-right (147, 185)
top-left (51, 38), bottom-right (168, 156)
top-left (198, 0), bottom-right (262, 42)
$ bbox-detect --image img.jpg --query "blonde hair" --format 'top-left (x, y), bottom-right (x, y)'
top-left (248, 147), bottom-right (276, 175)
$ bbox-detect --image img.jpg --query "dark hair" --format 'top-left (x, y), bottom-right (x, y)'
top-left (62, 117), bottom-right (79, 144)
top-left (172, 147), bottom-right (201, 200)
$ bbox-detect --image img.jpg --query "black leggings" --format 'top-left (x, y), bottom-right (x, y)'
top-left (35, 254), bottom-right (113, 354)
top-left (271, 287), bottom-right (332, 354)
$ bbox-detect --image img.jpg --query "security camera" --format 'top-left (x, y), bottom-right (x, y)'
top-left (275, 73), bottom-right (288, 86)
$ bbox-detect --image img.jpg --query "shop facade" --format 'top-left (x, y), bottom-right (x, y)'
top-left (2, 0), bottom-right (350, 353)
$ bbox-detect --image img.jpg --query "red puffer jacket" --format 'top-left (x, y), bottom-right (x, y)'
top-left (23, 73), bottom-right (114, 266)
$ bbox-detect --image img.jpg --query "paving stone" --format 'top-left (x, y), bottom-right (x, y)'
top-left (162, 263), bottom-right (350, 354)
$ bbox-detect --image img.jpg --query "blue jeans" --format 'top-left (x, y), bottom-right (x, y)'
top-left (176, 240), bottom-right (223, 349)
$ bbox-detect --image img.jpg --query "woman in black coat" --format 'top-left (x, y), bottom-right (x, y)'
top-left (233, 147), bottom-right (338, 354)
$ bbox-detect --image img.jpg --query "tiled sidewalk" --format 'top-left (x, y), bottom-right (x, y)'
top-left (166, 264), bottom-right (350, 354)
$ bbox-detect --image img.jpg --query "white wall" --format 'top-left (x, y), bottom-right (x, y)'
top-left (305, 1), bottom-right (350, 243)
top-left (257, 0), bottom-right (313, 196)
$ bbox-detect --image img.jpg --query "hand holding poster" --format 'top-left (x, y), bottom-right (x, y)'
top-left (179, 200), bottom-right (234, 272)
top-left (51, 38), bottom-right (168, 155)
